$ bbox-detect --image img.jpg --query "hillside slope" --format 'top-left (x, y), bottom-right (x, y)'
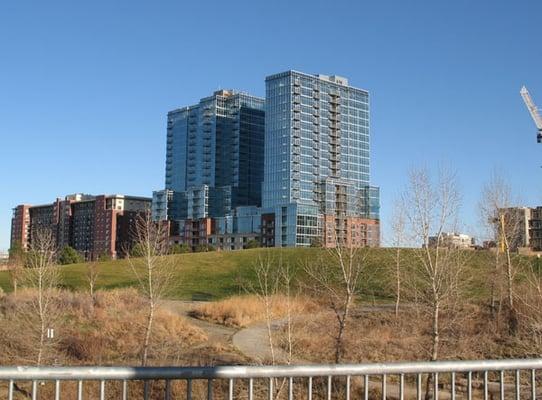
top-left (0, 247), bottom-right (498, 300)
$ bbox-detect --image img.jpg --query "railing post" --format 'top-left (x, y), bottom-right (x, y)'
top-left (381, 374), bottom-right (386, 400)
top-left (207, 379), bottom-right (213, 400)
top-left (187, 379), bottom-right (192, 400)
top-left (31, 380), bottom-right (37, 400)
top-left (531, 369), bottom-right (536, 400)
top-left (451, 371), bottom-right (455, 400)
top-left (516, 369), bottom-right (521, 400)
top-left (467, 371), bottom-right (472, 400)
top-left (8, 379), bottom-right (13, 400)
top-left (77, 379), bottom-right (83, 400)
top-left (399, 373), bottom-right (404, 400)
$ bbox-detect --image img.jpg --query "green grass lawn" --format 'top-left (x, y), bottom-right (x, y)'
top-left (0, 248), bottom-right (315, 300)
top-left (0, 247), bottom-right (502, 301)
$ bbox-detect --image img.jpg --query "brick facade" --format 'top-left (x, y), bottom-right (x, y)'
top-left (10, 194), bottom-right (151, 260)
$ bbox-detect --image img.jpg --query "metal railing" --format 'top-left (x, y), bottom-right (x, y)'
top-left (0, 358), bottom-right (540, 399)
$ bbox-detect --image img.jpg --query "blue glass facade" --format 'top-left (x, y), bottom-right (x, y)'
top-left (165, 90), bottom-right (265, 220)
top-left (262, 71), bottom-right (380, 247)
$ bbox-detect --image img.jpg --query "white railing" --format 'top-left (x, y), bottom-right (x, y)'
top-left (0, 358), bottom-right (540, 399)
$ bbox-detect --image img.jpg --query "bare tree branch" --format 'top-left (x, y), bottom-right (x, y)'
top-left (21, 227), bottom-right (60, 366)
top-left (126, 211), bottom-right (176, 366)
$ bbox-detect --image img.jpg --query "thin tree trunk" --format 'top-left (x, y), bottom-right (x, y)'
top-left (503, 243), bottom-right (518, 335)
top-left (505, 248), bottom-right (514, 309)
top-left (334, 295), bottom-right (352, 364)
top-left (334, 318), bottom-right (346, 364)
top-left (37, 272), bottom-right (45, 366)
top-left (395, 248), bottom-right (401, 317)
top-left (264, 295), bottom-right (276, 364)
top-left (425, 300), bottom-right (440, 400)
top-left (141, 301), bottom-right (155, 366)
top-left (431, 300), bottom-right (439, 361)
top-left (37, 327), bottom-right (45, 366)
top-left (490, 250), bottom-right (499, 317)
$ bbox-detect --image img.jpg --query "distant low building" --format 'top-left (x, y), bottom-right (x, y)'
top-left (427, 232), bottom-right (475, 249)
top-left (528, 207), bottom-right (542, 251)
top-left (497, 207), bottom-right (531, 251)
top-left (11, 193), bottom-right (151, 260)
top-left (169, 205), bottom-right (261, 251)
top-left (490, 206), bottom-right (536, 252)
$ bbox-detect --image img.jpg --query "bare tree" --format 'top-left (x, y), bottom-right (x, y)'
top-left (127, 212), bottom-right (175, 366)
top-left (401, 167), bottom-right (466, 399)
top-left (390, 199), bottom-right (406, 317)
top-left (85, 261), bottom-right (100, 302)
top-left (246, 252), bottom-right (299, 400)
top-left (479, 171), bottom-right (522, 333)
top-left (246, 251), bottom-right (296, 366)
top-left (250, 252), bottom-right (281, 364)
top-left (21, 227), bottom-right (60, 366)
top-left (304, 244), bottom-right (368, 364)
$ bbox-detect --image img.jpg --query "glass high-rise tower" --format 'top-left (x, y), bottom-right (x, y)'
top-left (262, 71), bottom-right (380, 247)
top-left (165, 90), bottom-right (265, 220)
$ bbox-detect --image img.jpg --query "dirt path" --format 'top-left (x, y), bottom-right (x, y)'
top-left (163, 300), bottom-right (289, 363)
top-left (232, 319), bottom-right (293, 364)
top-left (162, 300), bottom-right (510, 400)
top-left (162, 301), bottom-right (406, 364)
top-left (161, 300), bottom-right (236, 347)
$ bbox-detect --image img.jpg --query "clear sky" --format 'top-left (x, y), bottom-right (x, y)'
top-left (1, 0), bottom-right (541, 250)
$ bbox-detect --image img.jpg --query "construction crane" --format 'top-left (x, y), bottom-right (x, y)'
top-left (520, 85), bottom-right (542, 143)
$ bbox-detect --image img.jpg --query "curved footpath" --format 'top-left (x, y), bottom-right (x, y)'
top-left (161, 300), bottom-right (236, 346)
top-left (161, 301), bottom-right (513, 399)
top-left (161, 301), bottom-right (401, 363)
top-left (162, 300), bottom-right (288, 362)
top-left (232, 319), bottom-right (292, 364)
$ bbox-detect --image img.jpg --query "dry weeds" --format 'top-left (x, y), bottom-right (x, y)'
top-left (282, 305), bottom-right (530, 364)
top-left (0, 288), bottom-right (207, 366)
top-left (191, 294), bottom-right (318, 328)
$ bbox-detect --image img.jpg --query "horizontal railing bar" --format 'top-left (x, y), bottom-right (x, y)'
top-left (0, 359), bottom-right (539, 380)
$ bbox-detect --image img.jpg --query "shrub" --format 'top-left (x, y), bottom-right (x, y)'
top-left (170, 243), bottom-right (191, 254)
top-left (58, 246), bottom-right (84, 265)
top-left (194, 244), bottom-right (215, 253)
top-left (244, 239), bottom-right (260, 249)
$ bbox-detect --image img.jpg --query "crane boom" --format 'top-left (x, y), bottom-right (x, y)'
top-left (520, 86), bottom-right (542, 130)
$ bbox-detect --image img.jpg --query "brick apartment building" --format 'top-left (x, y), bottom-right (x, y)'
top-left (10, 194), bottom-right (151, 260)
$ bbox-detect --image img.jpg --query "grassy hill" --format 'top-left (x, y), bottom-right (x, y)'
top-left (0, 247), bottom-right (500, 301)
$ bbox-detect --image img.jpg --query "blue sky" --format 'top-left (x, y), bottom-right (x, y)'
top-left (0, 0), bottom-right (541, 250)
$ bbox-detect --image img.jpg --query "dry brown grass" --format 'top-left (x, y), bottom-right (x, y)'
top-left (0, 288), bottom-right (207, 366)
top-left (283, 305), bottom-right (528, 364)
top-left (191, 294), bottom-right (319, 328)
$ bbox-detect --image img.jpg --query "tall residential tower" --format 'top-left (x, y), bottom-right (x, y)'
top-left (160, 90), bottom-right (265, 250)
top-left (261, 71), bottom-right (380, 247)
